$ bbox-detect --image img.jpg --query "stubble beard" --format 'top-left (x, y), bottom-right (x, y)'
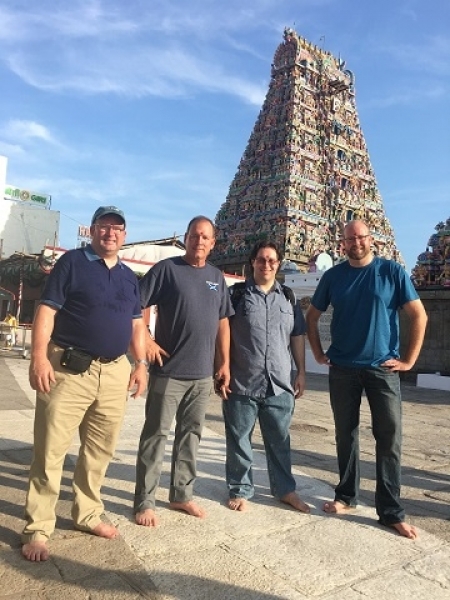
top-left (347, 246), bottom-right (371, 261)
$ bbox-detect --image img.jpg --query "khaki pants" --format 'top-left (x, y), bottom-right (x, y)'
top-left (22, 344), bottom-right (131, 543)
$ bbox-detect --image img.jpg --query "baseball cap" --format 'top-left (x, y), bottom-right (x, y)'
top-left (91, 206), bottom-right (126, 226)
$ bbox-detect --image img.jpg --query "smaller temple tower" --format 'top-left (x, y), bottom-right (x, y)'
top-left (412, 217), bottom-right (450, 288)
top-left (211, 28), bottom-right (402, 275)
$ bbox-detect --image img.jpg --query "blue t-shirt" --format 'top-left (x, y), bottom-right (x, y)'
top-left (42, 245), bottom-right (142, 358)
top-left (140, 256), bottom-right (234, 379)
top-left (311, 257), bottom-right (419, 367)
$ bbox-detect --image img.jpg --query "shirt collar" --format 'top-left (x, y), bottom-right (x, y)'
top-left (248, 277), bottom-right (282, 294)
top-left (83, 244), bottom-right (123, 266)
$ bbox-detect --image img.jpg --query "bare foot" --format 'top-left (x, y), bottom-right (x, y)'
top-left (170, 500), bottom-right (206, 518)
top-left (391, 522), bottom-right (418, 540)
top-left (227, 498), bottom-right (249, 511)
top-left (323, 500), bottom-right (355, 514)
top-left (22, 541), bottom-right (49, 562)
top-left (135, 509), bottom-right (159, 527)
top-left (91, 522), bottom-right (119, 539)
top-left (281, 491), bottom-right (311, 513)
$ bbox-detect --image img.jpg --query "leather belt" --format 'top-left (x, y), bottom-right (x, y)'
top-left (52, 343), bottom-right (121, 364)
top-left (96, 356), bottom-right (121, 363)
top-left (52, 341), bottom-right (123, 365)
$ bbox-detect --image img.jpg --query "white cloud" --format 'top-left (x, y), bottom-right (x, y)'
top-left (3, 120), bottom-right (55, 143)
top-left (6, 41), bottom-right (267, 105)
top-left (0, 0), bottom-right (286, 104)
top-left (374, 87), bottom-right (445, 108)
top-left (0, 140), bottom-right (25, 156)
top-left (376, 35), bottom-right (450, 77)
top-left (0, 0), bottom-right (138, 41)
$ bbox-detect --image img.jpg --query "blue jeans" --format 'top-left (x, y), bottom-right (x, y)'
top-left (222, 391), bottom-right (296, 500)
top-left (329, 365), bottom-right (404, 525)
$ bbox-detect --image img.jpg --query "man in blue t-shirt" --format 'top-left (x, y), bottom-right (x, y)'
top-left (306, 220), bottom-right (427, 539)
top-left (22, 206), bottom-right (148, 562)
top-left (134, 216), bottom-right (233, 526)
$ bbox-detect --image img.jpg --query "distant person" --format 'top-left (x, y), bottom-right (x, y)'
top-left (134, 216), bottom-right (233, 526)
top-left (306, 219), bottom-right (427, 539)
top-left (22, 206), bottom-right (148, 562)
top-left (4, 312), bottom-right (18, 346)
top-left (222, 241), bottom-right (310, 513)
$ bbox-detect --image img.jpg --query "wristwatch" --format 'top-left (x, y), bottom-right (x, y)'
top-left (135, 359), bottom-right (150, 367)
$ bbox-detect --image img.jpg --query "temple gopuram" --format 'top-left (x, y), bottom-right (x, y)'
top-left (411, 218), bottom-right (450, 288)
top-left (210, 28), bottom-right (402, 275)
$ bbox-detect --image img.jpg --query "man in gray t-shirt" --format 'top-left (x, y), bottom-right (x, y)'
top-left (134, 216), bottom-right (233, 526)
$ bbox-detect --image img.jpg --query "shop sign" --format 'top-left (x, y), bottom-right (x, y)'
top-left (78, 225), bottom-right (92, 238)
top-left (4, 185), bottom-right (51, 207)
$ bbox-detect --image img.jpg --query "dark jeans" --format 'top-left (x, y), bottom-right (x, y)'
top-left (329, 365), bottom-right (404, 525)
top-left (222, 391), bottom-right (296, 500)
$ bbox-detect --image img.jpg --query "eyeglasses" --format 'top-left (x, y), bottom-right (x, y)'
top-left (344, 235), bottom-right (370, 243)
top-left (254, 257), bottom-right (279, 266)
top-left (95, 224), bottom-right (125, 233)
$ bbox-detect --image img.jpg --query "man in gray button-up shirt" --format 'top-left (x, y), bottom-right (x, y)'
top-left (222, 240), bottom-right (310, 513)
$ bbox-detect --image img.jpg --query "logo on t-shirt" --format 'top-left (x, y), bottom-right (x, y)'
top-left (206, 281), bottom-right (219, 291)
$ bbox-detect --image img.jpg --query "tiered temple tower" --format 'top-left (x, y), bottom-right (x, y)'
top-left (412, 218), bottom-right (450, 288)
top-left (210, 28), bottom-right (402, 275)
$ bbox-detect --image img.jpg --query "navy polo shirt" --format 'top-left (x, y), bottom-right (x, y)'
top-left (41, 245), bottom-right (141, 358)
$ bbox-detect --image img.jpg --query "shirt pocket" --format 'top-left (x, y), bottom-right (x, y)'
top-left (279, 303), bottom-right (294, 331)
top-left (242, 297), bottom-right (266, 330)
top-left (280, 304), bottom-right (294, 318)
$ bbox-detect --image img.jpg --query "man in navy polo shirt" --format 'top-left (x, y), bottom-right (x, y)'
top-left (22, 206), bottom-right (148, 562)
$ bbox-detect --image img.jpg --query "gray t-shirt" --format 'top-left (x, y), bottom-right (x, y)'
top-left (140, 256), bottom-right (233, 379)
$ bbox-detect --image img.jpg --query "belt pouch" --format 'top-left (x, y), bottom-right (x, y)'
top-left (60, 347), bottom-right (93, 374)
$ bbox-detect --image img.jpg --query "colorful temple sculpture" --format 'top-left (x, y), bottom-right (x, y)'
top-left (210, 28), bottom-right (402, 275)
top-left (411, 218), bottom-right (450, 288)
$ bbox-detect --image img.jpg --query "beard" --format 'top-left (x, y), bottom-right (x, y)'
top-left (346, 245), bottom-right (371, 261)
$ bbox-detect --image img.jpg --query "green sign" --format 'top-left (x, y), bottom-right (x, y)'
top-left (4, 185), bottom-right (50, 207)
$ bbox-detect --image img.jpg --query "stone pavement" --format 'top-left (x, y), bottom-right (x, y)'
top-left (206, 370), bottom-right (450, 543)
top-left (1, 353), bottom-right (449, 599)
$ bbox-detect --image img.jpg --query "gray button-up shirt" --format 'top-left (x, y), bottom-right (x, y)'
top-left (229, 279), bottom-right (306, 398)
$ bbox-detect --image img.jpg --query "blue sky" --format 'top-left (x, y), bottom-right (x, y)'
top-left (0, 0), bottom-right (448, 272)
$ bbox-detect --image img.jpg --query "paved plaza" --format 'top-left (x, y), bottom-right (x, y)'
top-left (0, 353), bottom-right (449, 599)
